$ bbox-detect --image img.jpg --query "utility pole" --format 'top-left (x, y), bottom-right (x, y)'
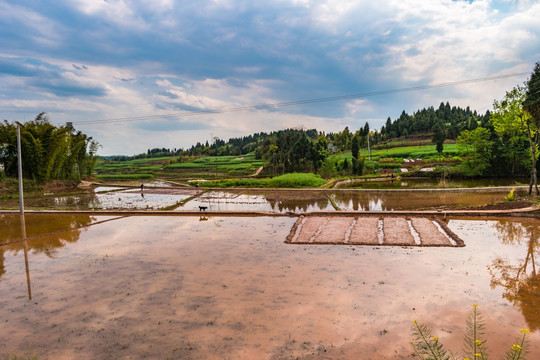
top-left (17, 122), bottom-right (24, 214)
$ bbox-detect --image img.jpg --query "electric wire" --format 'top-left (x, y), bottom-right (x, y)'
top-left (67, 72), bottom-right (529, 126)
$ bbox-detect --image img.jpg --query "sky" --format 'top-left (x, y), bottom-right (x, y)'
top-left (0, 0), bottom-right (539, 155)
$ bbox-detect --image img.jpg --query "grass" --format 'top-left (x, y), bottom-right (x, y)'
top-left (268, 173), bottom-right (325, 188)
top-left (190, 173), bottom-right (325, 188)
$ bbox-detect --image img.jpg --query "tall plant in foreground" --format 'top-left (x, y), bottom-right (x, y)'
top-left (410, 304), bottom-right (530, 359)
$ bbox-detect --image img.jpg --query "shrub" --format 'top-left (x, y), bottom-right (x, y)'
top-left (319, 158), bottom-right (338, 178)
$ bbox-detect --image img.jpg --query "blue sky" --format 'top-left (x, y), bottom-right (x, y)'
top-left (0, 0), bottom-right (539, 155)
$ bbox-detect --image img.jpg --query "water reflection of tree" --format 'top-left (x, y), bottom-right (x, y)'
top-left (488, 219), bottom-right (540, 331)
top-left (0, 214), bottom-right (94, 281)
top-left (332, 193), bottom-right (386, 211)
top-left (262, 191), bottom-right (330, 212)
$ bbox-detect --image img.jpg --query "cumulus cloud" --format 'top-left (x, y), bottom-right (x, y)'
top-left (0, 0), bottom-right (538, 154)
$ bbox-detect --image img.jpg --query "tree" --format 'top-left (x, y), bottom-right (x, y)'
top-left (523, 61), bottom-right (540, 127)
top-left (333, 126), bottom-right (351, 151)
top-left (491, 85), bottom-right (531, 177)
top-left (431, 121), bottom-right (446, 160)
top-left (457, 127), bottom-right (493, 175)
top-left (354, 156), bottom-right (365, 175)
top-left (309, 134), bottom-right (328, 173)
top-left (351, 135), bottom-right (359, 160)
top-left (492, 85), bottom-right (538, 194)
top-left (523, 62), bottom-right (540, 194)
top-left (0, 113), bottom-right (99, 183)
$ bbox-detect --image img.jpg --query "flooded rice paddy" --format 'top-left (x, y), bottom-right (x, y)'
top-left (0, 185), bottom-right (523, 212)
top-left (337, 178), bottom-right (524, 189)
top-left (0, 213), bottom-right (539, 359)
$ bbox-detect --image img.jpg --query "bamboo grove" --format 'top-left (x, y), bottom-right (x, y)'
top-left (0, 113), bottom-right (99, 183)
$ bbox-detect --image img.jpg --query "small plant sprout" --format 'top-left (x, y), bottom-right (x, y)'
top-left (505, 188), bottom-right (515, 202)
top-left (410, 318), bottom-right (454, 359)
top-left (502, 328), bottom-right (529, 360)
top-left (463, 303), bottom-right (488, 359)
top-left (410, 304), bottom-right (530, 360)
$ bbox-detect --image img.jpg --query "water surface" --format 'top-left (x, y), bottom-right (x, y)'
top-left (338, 178), bottom-right (525, 189)
top-left (0, 214), bottom-right (538, 359)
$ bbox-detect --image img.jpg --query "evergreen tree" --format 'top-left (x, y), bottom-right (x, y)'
top-left (523, 61), bottom-right (540, 193)
top-left (351, 135), bottom-right (360, 160)
top-left (432, 121), bottom-right (446, 159)
top-left (523, 61), bottom-right (540, 126)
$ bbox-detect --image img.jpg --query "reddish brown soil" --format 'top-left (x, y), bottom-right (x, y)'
top-left (287, 216), bottom-right (463, 247)
top-left (349, 217), bottom-right (379, 244)
top-left (383, 217), bottom-right (416, 245)
top-left (411, 218), bottom-right (451, 246)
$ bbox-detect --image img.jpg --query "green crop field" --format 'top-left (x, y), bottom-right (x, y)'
top-left (96, 174), bottom-right (154, 180)
top-left (95, 153), bottom-right (264, 180)
top-left (363, 143), bottom-right (463, 160)
top-left (330, 143), bottom-right (464, 162)
top-left (94, 156), bottom-right (177, 174)
top-left (164, 154), bottom-right (263, 174)
top-left (92, 142), bottom-right (470, 186)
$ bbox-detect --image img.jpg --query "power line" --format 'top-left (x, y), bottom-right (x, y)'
top-left (69, 72), bottom-right (529, 126)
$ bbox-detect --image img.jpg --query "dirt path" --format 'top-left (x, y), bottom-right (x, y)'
top-left (250, 166), bottom-right (264, 177)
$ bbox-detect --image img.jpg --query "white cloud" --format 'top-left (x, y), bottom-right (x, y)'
top-left (1, 0), bottom-right (539, 155)
top-left (154, 76), bottom-right (281, 112)
top-left (345, 99), bottom-right (371, 115)
top-left (0, 1), bottom-right (62, 47)
top-left (70, 0), bottom-right (149, 31)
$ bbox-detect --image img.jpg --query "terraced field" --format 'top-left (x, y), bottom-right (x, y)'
top-left (287, 215), bottom-right (464, 246)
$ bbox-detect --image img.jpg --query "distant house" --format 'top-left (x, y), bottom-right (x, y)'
top-left (327, 143), bottom-right (337, 153)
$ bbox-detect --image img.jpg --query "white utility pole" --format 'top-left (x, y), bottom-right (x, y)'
top-left (17, 123), bottom-right (24, 214)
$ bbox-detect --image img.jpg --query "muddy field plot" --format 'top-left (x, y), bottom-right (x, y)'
top-left (286, 216), bottom-right (464, 247)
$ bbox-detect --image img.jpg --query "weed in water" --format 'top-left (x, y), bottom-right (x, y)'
top-left (505, 188), bottom-right (515, 202)
top-left (410, 304), bottom-right (529, 359)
